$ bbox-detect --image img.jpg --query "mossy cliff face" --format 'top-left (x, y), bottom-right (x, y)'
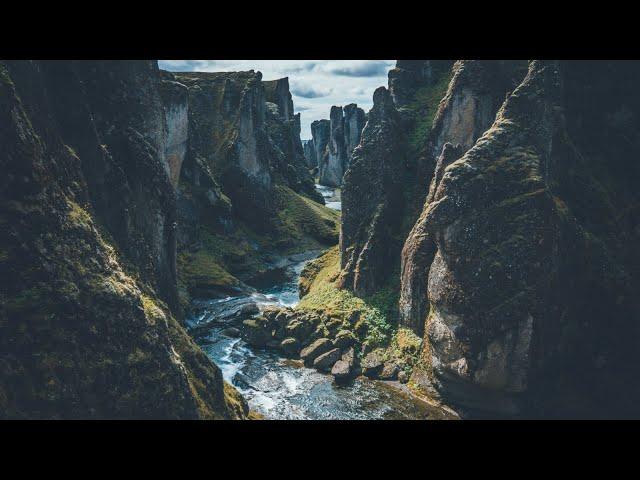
top-left (0, 61), bottom-right (247, 419)
top-left (324, 59), bottom-right (640, 417)
top-left (404, 61), bottom-right (640, 417)
top-left (400, 60), bottom-right (528, 336)
top-left (167, 70), bottom-right (335, 304)
top-left (338, 87), bottom-right (405, 296)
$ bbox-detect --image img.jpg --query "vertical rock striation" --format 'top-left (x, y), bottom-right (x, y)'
top-left (338, 87), bottom-right (405, 295)
top-left (303, 139), bottom-right (317, 168)
top-left (317, 104), bottom-right (366, 187)
top-left (400, 60), bottom-right (528, 336)
top-left (0, 60), bottom-right (247, 419)
top-left (311, 119), bottom-right (331, 175)
top-left (407, 60), bottom-right (640, 418)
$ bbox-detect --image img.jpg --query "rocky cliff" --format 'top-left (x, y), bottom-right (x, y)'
top-left (330, 59), bottom-right (640, 418)
top-left (338, 88), bottom-right (404, 295)
top-left (0, 60), bottom-right (247, 419)
top-left (303, 139), bottom-right (316, 169)
top-left (309, 119), bottom-right (330, 174)
top-left (408, 60), bottom-right (640, 418)
top-left (314, 104), bottom-right (366, 187)
top-left (399, 60), bottom-right (528, 336)
top-left (159, 70), bottom-right (334, 306)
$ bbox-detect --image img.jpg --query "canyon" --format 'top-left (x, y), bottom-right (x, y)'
top-left (1, 60), bottom-right (639, 419)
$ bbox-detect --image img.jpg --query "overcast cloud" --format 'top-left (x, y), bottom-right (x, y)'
top-left (159, 60), bottom-right (395, 139)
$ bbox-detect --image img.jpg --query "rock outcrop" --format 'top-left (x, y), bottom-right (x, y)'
top-left (319, 106), bottom-right (349, 187)
top-left (343, 103), bottom-right (366, 159)
top-left (338, 88), bottom-right (405, 295)
top-left (303, 139), bottom-right (316, 168)
top-left (399, 60), bottom-right (528, 336)
top-left (0, 60), bottom-right (247, 419)
top-left (316, 104), bottom-right (366, 187)
top-left (163, 70), bottom-right (333, 303)
top-left (388, 60), bottom-right (453, 110)
top-left (310, 119), bottom-right (330, 173)
top-left (405, 60), bottom-right (640, 418)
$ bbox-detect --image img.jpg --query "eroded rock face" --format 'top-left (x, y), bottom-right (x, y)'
top-left (0, 61), bottom-right (247, 419)
top-left (264, 82), bottom-right (323, 203)
top-left (263, 77), bottom-right (294, 121)
top-left (311, 119), bottom-right (330, 173)
top-left (159, 78), bottom-right (189, 188)
top-left (399, 61), bottom-right (529, 337)
top-left (429, 60), bottom-right (528, 160)
top-left (388, 60), bottom-right (453, 109)
top-left (319, 106), bottom-right (348, 187)
top-left (338, 87), bottom-right (405, 295)
top-left (316, 104), bottom-right (366, 187)
top-left (343, 103), bottom-right (366, 160)
top-left (407, 60), bottom-right (640, 418)
top-left (388, 60), bottom-right (432, 108)
top-left (173, 71), bottom-right (272, 219)
top-left (303, 140), bottom-right (316, 168)
top-left (399, 143), bottom-right (464, 335)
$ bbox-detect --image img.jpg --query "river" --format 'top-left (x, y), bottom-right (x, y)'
top-left (187, 185), bottom-right (450, 419)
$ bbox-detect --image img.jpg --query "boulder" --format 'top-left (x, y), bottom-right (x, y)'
top-left (221, 327), bottom-right (241, 338)
top-left (285, 317), bottom-right (314, 341)
top-left (242, 317), bottom-right (272, 347)
top-left (361, 350), bottom-right (385, 379)
top-left (313, 348), bottom-right (342, 372)
top-left (331, 347), bottom-right (357, 385)
top-left (398, 370), bottom-right (409, 384)
top-left (300, 338), bottom-right (333, 367)
top-left (280, 337), bottom-right (301, 357)
top-left (333, 330), bottom-right (356, 350)
top-left (235, 302), bottom-right (259, 320)
top-left (379, 362), bottom-right (400, 381)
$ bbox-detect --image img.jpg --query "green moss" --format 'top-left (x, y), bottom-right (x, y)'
top-left (140, 294), bottom-right (166, 326)
top-left (406, 71), bottom-right (453, 154)
top-left (178, 249), bottom-right (240, 292)
top-left (272, 185), bottom-right (340, 248)
top-left (65, 199), bottom-right (92, 229)
top-left (297, 246), bottom-right (395, 350)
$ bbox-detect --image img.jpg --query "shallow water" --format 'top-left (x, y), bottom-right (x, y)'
top-left (186, 186), bottom-right (449, 419)
top-left (315, 183), bottom-right (341, 211)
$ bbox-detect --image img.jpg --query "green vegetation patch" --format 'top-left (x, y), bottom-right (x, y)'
top-left (272, 185), bottom-right (340, 248)
top-left (297, 247), bottom-right (395, 350)
top-left (406, 71), bottom-right (453, 154)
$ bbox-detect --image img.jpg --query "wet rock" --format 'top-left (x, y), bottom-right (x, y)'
top-left (280, 337), bottom-right (301, 357)
top-left (285, 318), bottom-right (314, 341)
top-left (379, 362), bottom-right (400, 381)
top-left (221, 327), bottom-right (241, 338)
top-left (242, 317), bottom-right (272, 347)
top-left (333, 330), bottom-right (356, 350)
top-left (300, 338), bottom-right (333, 367)
top-left (235, 302), bottom-right (259, 320)
top-left (331, 347), bottom-right (357, 385)
top-left (362, 350), bottom-right (386, 379)
top-left (313, 348), bottom-right (342, 372)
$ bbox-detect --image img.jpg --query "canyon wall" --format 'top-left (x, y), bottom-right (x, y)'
top-left (336, 59), bottom-right (640, 417)
top-left (0, 61), bottom-right (332, 419)
top-left (0, 60), bottom-right (247, 419)
top-left (312, 104), bottom-right (366, 187)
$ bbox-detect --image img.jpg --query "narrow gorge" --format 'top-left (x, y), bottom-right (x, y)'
top-left (1, 60), bottom-right (639, 419)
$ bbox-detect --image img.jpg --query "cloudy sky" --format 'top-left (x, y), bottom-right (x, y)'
top-left (159, 60), bottom-right (395, 139)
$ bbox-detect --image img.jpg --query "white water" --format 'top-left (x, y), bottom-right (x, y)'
top-left (315, 183), bottom-right (341, 211)
top-left (187, 185), bottom-right (444, 419)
